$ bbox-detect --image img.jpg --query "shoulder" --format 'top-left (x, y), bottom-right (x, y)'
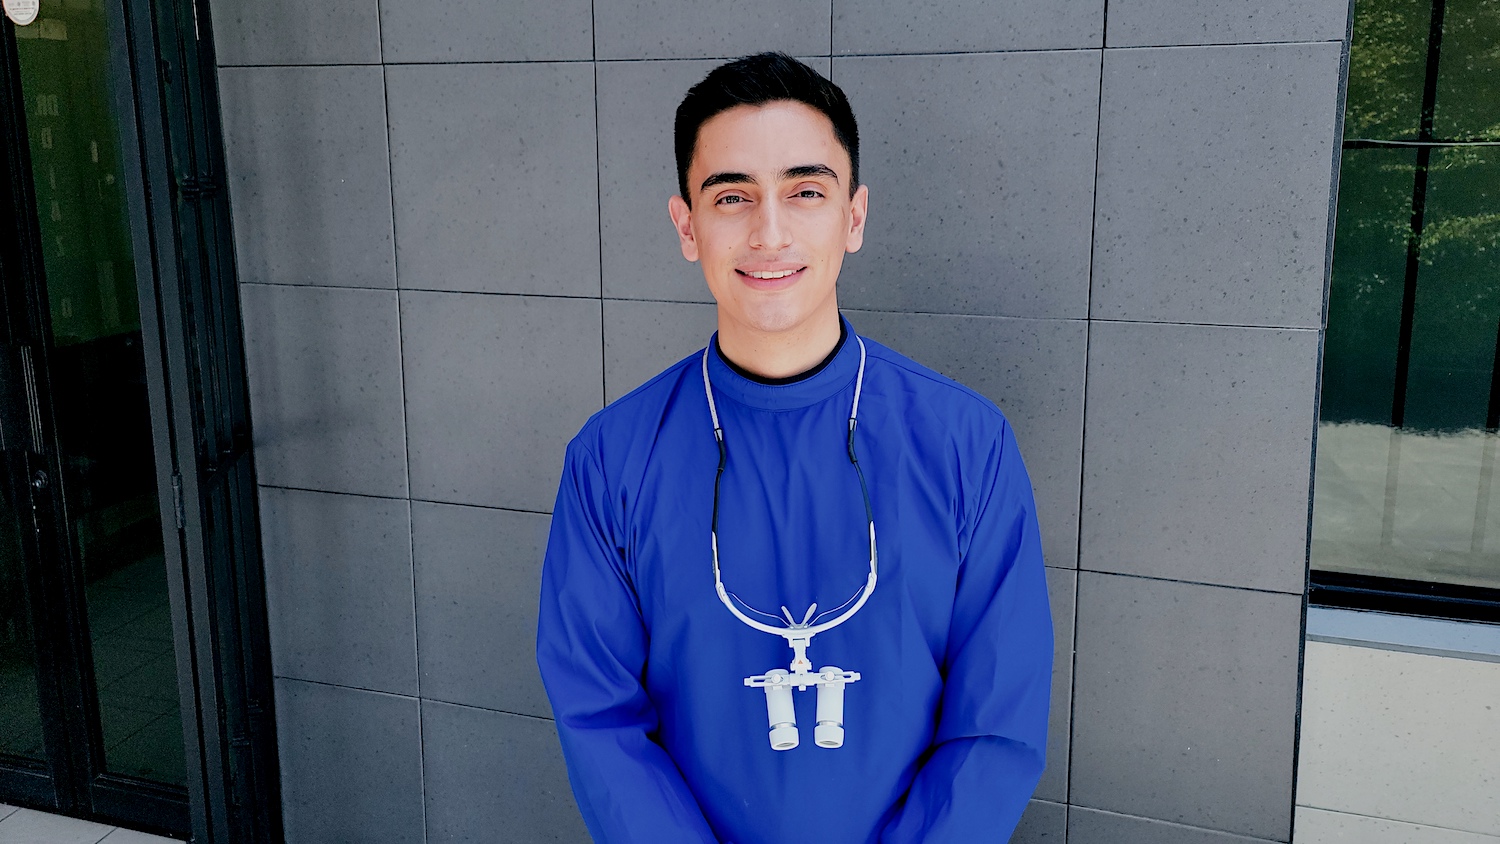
top-left (568, 349), bottom-right (704, 462)
top-left (860, 335), bottom-right (1012, 442)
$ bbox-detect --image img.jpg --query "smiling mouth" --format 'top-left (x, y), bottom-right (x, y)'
top-left (736, 268), bottom-right (806, 280)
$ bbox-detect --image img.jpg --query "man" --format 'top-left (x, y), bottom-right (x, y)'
top-left (537, 53), bottom-right (1052, 843)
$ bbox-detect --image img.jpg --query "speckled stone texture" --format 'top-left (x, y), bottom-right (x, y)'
top-left (219, 66), bottom-right (396, 289)
top-left (399, 290), bottom-right (603, 512)
top-left (238, 284), bottom-right (408, 497)
top-left (1081, 321), bottom-right (1320, 594)
top-left (259, 488), bottom-right (417, 695)
top-left (386, 63), bottom-right (600, 298)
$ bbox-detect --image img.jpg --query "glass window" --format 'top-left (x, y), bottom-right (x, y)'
top-left (1433, 0), bottom-right (1500, 140)
top-left (1312, 0), bottom-right (1500, 602)
top-left (1343, 0), bottom-right (1429, 141)
top-left (1320, 148), bottom-right (1415, 426)
top-left (1402, 148), bottom-right (1500, 432)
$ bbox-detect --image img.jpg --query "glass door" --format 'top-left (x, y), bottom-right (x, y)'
top-left (0, 452), bottom-right (46, 770)
top-left (0, 0), bottom-right (189, 835)
top-left (17, 0), bottom-right (188, 789)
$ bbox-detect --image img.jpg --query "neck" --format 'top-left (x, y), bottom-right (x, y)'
top-left (716, 311), bottom-right (844, 380)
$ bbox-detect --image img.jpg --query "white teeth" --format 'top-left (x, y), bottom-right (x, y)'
top-left (746, 269), bottom-right (797, 280)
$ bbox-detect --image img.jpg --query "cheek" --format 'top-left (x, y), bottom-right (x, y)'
top-left (809, 218), bottom-right (851, 263)
top-left (696, 220), bottom-right (740, 261)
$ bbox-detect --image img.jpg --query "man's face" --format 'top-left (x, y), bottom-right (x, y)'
top-left (668, 101), bottom-right (868, 339)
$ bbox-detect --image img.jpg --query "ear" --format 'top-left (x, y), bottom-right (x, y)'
top-left (845, 184), bottom-right (869, 254)
top-left (668, 195), bottom-right (699, 263)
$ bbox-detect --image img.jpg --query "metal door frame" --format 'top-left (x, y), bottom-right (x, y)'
top-left (0, 0), bottom-right (279, 838)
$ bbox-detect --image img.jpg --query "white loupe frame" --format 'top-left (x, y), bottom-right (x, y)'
top-left (702, 337), bottom-right (878, 752)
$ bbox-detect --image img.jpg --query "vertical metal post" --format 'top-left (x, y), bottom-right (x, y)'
top-left (1388, 0), bottom-right (1448, 429)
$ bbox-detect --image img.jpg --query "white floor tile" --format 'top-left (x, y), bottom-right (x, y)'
top-left (1297, 806), bottom-right (1500, 843)
top-left (0, 806), bottom-right (17, 823)
top-left (99, 828), bottom-right (183, 843)
top-left (1297, 642), bottom-right (1500, 836)
top-left (0, 808), bottom-right (114, 844)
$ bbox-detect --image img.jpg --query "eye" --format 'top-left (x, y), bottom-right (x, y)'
top-left (795, 188), bottom-right (824, 199)
top-left (715, 194), bottom-right (747, 206)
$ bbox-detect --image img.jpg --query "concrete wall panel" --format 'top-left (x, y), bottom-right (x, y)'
top-left (602, 299), bottom-right (718, 403)
top-left (209, 0), bottom-right (381, 66)
top-left (1015, 799), bottom-right (1069, 843)
top-left (220, 66), bottom-right (396, 290)
top-left (413, 502), bottom-right (553, 718)
top-left (379, 0), bottom-right (593, 63)
top-left (833, 0), bottom-right (1104, 54)
top-left (1080, 321), bottom-right (1319, 594)
top-left (420, 702), bottom-right (588, 843)
top-left (239, 284), bottom-right (409, 497)
top-left (260, 488), bottom-right (417, 695)
top-left (594, 0), bottom-right (830, 60)
top-left (1091, 43), bottom-right (1343, 327)
top-left (851, 310), bottom-right (1087, 568)
top-left (1071, 573), bottom-right (1301, 840)
top-left (401, 291), bottom-right (603, 512)
top-left (387, 63), bottom-right (600, 297)
top-left (1070, 806), bottom-right (1281, 843)
top-left (835, 51), bottom-right (1101, 319)
top-left (1106, 0), bottom-right (1349, 47)
top-left (275, 679), bottom-right (424, 844)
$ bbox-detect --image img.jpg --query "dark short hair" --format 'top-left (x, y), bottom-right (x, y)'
top-left (674, 52), bottom-right (860, 204)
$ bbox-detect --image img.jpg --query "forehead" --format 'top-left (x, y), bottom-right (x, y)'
top-left (690, 100), bottom-right (849, 178)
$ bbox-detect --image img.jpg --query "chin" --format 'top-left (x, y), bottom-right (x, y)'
top-left (735, 304), bottom-right (810, 335)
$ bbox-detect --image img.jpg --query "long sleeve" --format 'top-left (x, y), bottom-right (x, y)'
top-left (536, 437), bottom-right (719, 844)
top-left (881, 420), bottom-right (1054, 843)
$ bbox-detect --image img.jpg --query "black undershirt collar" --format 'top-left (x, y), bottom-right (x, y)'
top-left (715, 319), bottom-right (849, 386)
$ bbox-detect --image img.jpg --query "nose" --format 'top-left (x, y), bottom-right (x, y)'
top-left (748, 198), bottom-right (793, 251)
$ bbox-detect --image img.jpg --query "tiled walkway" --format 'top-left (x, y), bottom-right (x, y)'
top-left (0, 803), bottom-right (178, 843)
top-left (1296, 610), bottom-right (1500, 842)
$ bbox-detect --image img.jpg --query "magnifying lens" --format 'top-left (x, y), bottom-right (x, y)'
top-left (702, 337), bottom-right (878, 751)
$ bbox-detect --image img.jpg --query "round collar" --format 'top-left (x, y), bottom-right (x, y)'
top-left (705, 316), bottom-right (862, 412)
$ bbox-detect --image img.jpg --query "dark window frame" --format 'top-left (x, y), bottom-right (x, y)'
top-left (1310, 570), bottom-right (1500, 623)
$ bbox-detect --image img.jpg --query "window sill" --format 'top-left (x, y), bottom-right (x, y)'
top-left (1306, 606), bottom-right (1500, 664)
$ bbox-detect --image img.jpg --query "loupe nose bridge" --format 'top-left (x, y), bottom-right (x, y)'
top-left (746, 665), bottom-right (859, 751)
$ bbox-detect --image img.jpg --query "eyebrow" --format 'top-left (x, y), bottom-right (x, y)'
top-left (783, 164), bottom-right (840, 183)
top-left (698, 163), bottom-right (841, 193)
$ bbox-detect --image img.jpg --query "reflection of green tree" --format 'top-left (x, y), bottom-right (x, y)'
top-left (1325, 150), bottom-right (1410, 425)
top-left (1328, 153), bottom-right (1500, 265)
top-left (1320, 0), bottom-right (1500, 587)
top-left (1346, 0), bottom-right (1500, 141)
top-left (1345, 0), bottom-right (1427, 139)
top-left (1340, 0), bottom-right (1500, 299)
top-left (1435, 0), bottom-right (1500, 140)
top-left (1402, 147), bottom-right (1500, 432)
top-left (1419, 211), bottom-right (1500, 253)
top-left (1416, 148), bottom-right (1500, 260)
top-left (1327, 154), bottom-right (1500, 431)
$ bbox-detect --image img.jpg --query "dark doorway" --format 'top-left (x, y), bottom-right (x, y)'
top-left (0, 0), bottom-right (279, 840)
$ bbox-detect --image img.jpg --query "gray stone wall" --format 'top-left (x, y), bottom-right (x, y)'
top-left (209, 1), bottom-right (1350, 840)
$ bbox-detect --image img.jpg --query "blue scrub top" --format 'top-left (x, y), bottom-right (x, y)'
top-left (537, 318), bottom-right (1052, 844)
